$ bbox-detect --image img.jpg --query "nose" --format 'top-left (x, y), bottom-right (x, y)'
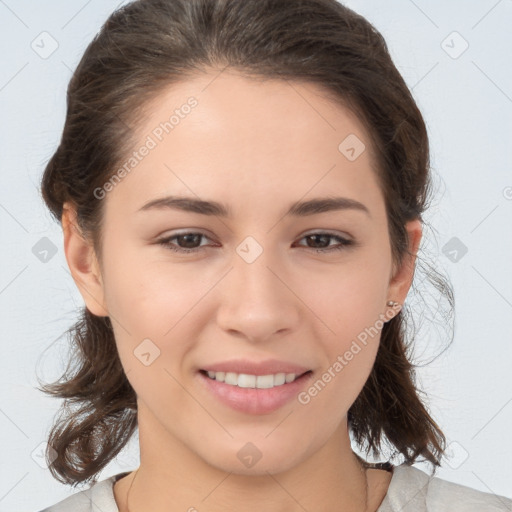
top-left (215, 248), bottom-right (301, 344)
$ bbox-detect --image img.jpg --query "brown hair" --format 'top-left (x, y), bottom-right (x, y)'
top-left (38, 0), bottom-right (454, 487)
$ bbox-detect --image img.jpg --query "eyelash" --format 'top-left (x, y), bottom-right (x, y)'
top-left (156, 231), bottom-right (355, 254)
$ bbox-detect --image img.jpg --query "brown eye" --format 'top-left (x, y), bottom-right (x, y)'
top-left (156, 231), bottom-right (355, 255)
top-left (296, 233), bottom-right (354, 253)
top-left (157, 232), bottom-right (211, 253)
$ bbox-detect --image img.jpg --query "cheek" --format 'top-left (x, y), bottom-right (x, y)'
top-left (101, 252), bottom-right (204, 410)
top-left (301, 257), bottom-right (389, 404)
top-left (312, 259), bottom-right (390, 341)
top-left (101, 241), bottom-right (206, 335)
top-left (300, 318), bottom-right (382, 429)
top-left (99, 244), bottom-right (206, 386)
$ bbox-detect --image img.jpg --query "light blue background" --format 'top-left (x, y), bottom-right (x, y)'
top-left (1, 0), bottom-right (511, 510)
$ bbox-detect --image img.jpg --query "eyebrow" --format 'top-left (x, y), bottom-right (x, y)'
top-left (137, 195), bottom-right (371, 218)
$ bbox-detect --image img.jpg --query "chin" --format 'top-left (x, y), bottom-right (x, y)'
top-left (197, 436), bottom-right (314, 477)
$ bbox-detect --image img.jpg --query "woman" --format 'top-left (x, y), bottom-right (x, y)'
top-left (36, 0), bottom-right (511, 511)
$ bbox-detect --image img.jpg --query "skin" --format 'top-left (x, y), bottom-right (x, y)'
top-left (62, 69), bottom-right (422, 512)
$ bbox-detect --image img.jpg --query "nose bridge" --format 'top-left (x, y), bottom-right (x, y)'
top-left (216, 239), bottom-right (300, 341)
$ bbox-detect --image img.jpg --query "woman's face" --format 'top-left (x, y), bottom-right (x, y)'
top-left (68, 69), bottom-right (420, 475)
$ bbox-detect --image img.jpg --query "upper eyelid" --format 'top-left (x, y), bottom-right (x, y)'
top-left (158, 230), bottom-right (352, 244)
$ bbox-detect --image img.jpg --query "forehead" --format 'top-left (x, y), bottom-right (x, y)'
top-left (105, 69), bottom-right (384, 219)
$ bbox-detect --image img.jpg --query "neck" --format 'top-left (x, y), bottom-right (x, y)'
top-left (118, 404), bottom-right (371, 512)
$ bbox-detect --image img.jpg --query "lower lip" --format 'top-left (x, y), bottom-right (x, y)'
top-left (197, 370), bottom-right (313, 415)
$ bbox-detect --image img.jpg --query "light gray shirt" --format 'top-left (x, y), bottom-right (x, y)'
top-left (38, 464), bottom-right (512, 511)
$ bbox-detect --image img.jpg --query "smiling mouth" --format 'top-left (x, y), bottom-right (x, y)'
top-left (199, 369), bottom-right (313, 389)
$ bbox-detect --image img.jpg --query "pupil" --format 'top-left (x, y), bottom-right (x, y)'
top-left (180, 234), bottom-right (199, 248)
top-left (309, 234), bottom-right (329, 248)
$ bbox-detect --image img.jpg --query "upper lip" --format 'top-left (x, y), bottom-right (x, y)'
top-left (200, 359), bottom-right (311, 376)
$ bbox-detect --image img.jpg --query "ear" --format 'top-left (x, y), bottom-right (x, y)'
top-left (62, 202), bottom-right (109, 317)
top-left (386, 218), bottom-right (423, 313)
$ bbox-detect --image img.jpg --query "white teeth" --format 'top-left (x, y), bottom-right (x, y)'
top-left (205, 370), bottom-right (300, 388)
top-left (238, 374), bottom-right (256, 388)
